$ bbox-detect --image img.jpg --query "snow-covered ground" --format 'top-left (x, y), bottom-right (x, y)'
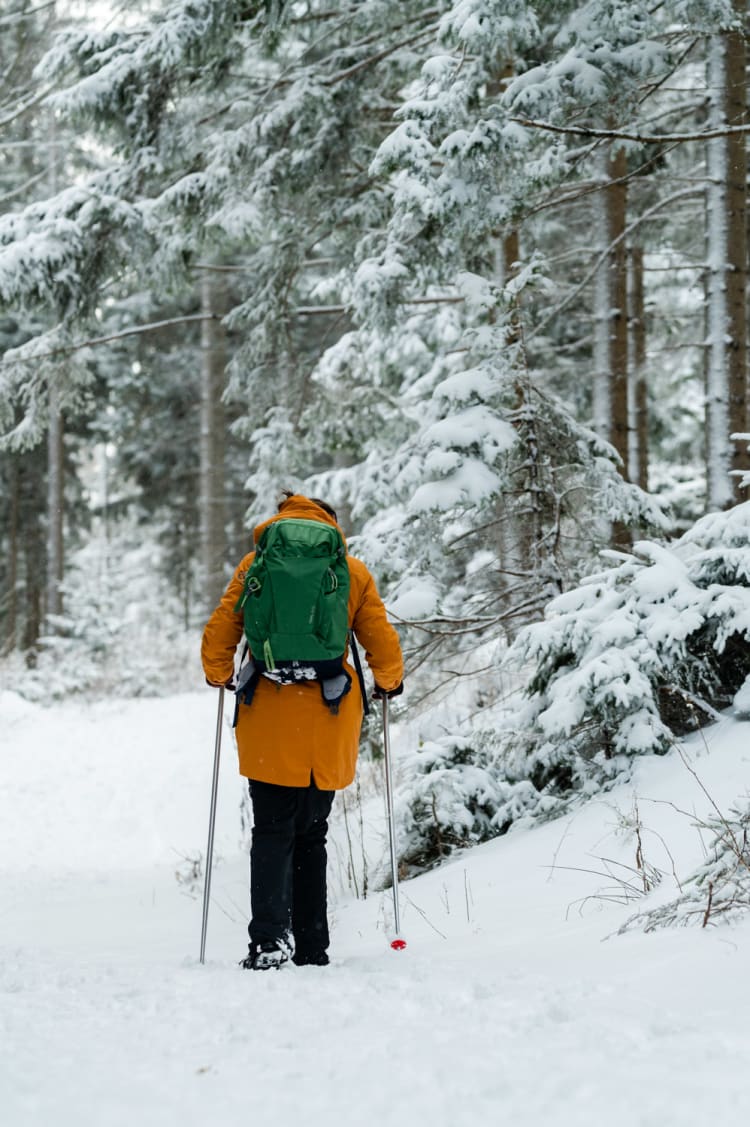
top-left (2, 688), bottom-right (750, 1126)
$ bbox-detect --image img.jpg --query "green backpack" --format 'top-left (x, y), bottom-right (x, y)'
top-left (235, 517), bottom-right (351, 686)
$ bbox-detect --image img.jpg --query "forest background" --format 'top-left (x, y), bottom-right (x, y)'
top-left (3, 0), bottom-right (750, 887)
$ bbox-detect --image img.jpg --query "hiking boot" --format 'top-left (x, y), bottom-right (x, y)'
top-left (240, 940), bottom-right (291, 971)
top-left (292, 950), bottom-right (329, 967)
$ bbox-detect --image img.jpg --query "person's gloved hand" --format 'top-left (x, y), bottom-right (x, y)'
top-left (372, 681), bottom-right (404, 701)
top-left (205, 677), bottom-right (236, 691)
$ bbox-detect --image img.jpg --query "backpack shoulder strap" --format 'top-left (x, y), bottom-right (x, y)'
top-left (349, 629), bottom-right (369, 717)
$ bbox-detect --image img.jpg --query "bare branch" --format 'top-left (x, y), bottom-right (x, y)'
top-left (0, 166), bottom-right (48, 205)
top-left (511, 115), bottom-right (750, 145)
top-left (0, 83), bottom-right (55, 128)
top-left (0, 1), bottom-right (56, 26)
top-left (2, 314), bottom-right (219, 364)
top-left (296, 295), bottom-right (462, 315)
top-left (526, 186), bottom-right (704, 345)
top-left (323, 23), bottom-right (439, 87)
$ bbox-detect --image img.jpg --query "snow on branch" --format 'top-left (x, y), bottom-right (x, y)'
top-left (36, 0), bottom-right (244, 133)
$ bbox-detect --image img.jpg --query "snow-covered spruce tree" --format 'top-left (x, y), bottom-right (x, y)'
top-left (303, 1), bottom-right (683, 873)
top-left (313, 2), bottom-right (665, 611)
top-left (490, 502), bottom-right (750, 827)
top-left (221, 1), bottom-right (449, 524)
top-left (393, 730), bottom-right (539, 877)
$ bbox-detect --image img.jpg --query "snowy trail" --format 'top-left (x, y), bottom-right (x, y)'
top-left (7, 925), bottom-right (750, 1127)
top-left (3, 692), bottom-right (750, 1126)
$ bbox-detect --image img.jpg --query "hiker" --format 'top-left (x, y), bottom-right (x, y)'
top-left (201, 492), bottom-right (404, 970)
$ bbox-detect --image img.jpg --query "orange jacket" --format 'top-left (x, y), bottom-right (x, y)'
top-left (201, 495), bottom-right (404, 790)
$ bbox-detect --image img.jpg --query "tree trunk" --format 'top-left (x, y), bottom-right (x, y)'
top-left (606, 145), bottom-right (629, 474)
top-left (506, 227), bottom-right (543, 580)
top-left (705, 18), bottom-right (748, 510)
top-left (496, 229), bottom-right (528, 625)
top-left (592, 151), bottom-right (611, 439)
top-left (593, 144), bottom-right (629, 462)
top-left (594, 143), bottom-right (630, 544)
top-left (46, 381), bottom-right (64, 625)
top-left (45, 96), bottom-right (65, 628)
top-left (199, 272), bottom-right (228, 615)
top-left (4, 459), bottom-right (20, 654)
top-left (21, 461), bottom-right (45, 659)
top-left (724, 10), bottom-right (748, 495)
top-left (500, 230), bottom-right (520, 284)
top-left (628, 245), bottom-right (648, 491)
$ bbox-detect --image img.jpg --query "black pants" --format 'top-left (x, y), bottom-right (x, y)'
top-left (248, 778), bottom-right (335, 959)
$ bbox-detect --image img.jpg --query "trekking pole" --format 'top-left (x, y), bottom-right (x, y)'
top-left (382, 695), bottom-right (407, 951)
top-left (199, 686), bottom-right (225, 965)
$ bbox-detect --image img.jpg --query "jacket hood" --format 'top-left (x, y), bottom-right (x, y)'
top-left (252, 494), bottom-right (347, 546)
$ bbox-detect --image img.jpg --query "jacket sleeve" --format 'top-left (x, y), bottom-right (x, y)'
top-left (200, 553), bottom-right (253, 685)
top-left (350, 560), bottom-right (404, 692)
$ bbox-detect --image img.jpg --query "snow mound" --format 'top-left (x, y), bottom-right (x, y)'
top-left (733, 675), bottom-right (750, 718)
top-left (0, 690), bottom-right (38, 721)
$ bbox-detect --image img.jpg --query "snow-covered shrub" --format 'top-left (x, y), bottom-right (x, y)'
top-left (503, 503), bottom-right (750, 808)
top-left (619, 803), bottom-right (750, 932)
top-left (395, 728), bottom-right (545, 876)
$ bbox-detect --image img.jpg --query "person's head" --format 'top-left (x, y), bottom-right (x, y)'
top-left (278, 489), bottom-right (338, 523)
